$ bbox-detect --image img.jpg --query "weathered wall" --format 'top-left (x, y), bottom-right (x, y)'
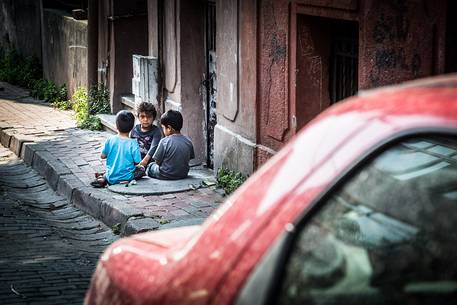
top-left (163, 0), bottom-right (181, 108)
top-left (148, 0), bottom-right (159, 57)
top-left (214, 0), bottom-right (258, 175)
top-left (108, 0), bottom-right (148, 113)
top-left (257, 0), bottom-right (290, 166)
top-left (161, 0), bottom-right (206, 164)
top-left (359, 0), bottom-right (446, 89)
top-left (256, 0), bottom-right (447, 168)
top-left (179, 0), bottom-right (206, 164)
top-left (42, 9), bottom-right (87, 96)
top-left (0, 0), bottom-right (42, 60)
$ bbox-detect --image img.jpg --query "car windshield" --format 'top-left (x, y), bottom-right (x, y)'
top-left (278, 135), bottom-right (457, 305)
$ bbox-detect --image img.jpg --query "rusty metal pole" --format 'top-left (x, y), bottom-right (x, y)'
top-left (87, 0), bottom-right (98, 89)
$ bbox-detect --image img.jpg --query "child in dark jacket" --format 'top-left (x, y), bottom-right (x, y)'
top-left (130, 102), bottom-right (162, 167)
top-left (146, 110), bottom-right (195, 180)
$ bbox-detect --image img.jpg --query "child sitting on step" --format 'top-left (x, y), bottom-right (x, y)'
top-left (130, 102), bottom-right (162, 167)
top-left (91, 110), bottom-right (142, 187)
top-left (146, 110), bottom-right (195, 180)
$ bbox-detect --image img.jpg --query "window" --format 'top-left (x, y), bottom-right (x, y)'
top-left (277, 135), bottom-right (457, 305)
top-left (329, 21), bottom-right (358, 104)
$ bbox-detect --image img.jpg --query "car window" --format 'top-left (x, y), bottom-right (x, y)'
top-left (277, 135), bottom-right (457, 305)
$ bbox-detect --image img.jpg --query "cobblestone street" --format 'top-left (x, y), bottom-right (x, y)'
top-left (0, 145), bottom-right (118, 305)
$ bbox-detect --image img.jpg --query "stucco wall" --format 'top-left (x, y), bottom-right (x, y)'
top-left (42, 9), bottom-right (87, 97)
top-left (0, 0), bottom-right (42, 61)
top-left (214, 0), bottom-right (258, 175)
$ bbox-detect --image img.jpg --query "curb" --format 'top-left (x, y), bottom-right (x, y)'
top-left (0, 126), bottom-right (158, 236)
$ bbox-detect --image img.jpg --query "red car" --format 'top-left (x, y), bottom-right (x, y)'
top-left (85, 74), bottom-right (457, 305)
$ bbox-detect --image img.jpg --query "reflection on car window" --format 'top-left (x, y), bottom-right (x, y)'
top-left (278, 136), bottom-right (457, 305)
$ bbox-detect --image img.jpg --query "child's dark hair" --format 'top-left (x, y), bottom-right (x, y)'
top-left (160, 110), bottom-right (183, 131)
top-left (137, 102), bottom-right (157, 119)
top-left (116, 110), bottom-right (135, 133)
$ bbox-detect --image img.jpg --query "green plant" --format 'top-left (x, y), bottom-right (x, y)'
top-left (88, 83), bottom-right (110, 114)
top-left (71, 86), bottom-right (103, 131)
top-left (79, 114), bottom-right (102, 130)
top-left (216, 168), bottom-right (247, 195)
top-left (71, 86), bottom-right (89, 121)
top-left (30, 79), bottom-right (68, 106)
top-left (0, 46), bottom-right (42, 89)
top-left (112, 223), bottom-right (121, 235)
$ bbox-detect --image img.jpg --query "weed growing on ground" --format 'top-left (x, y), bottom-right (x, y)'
top-left (216, 168), bottom-right (247, 195)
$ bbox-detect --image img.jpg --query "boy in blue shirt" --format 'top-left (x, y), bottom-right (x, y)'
top-left (91, 110), bottom-right (141, 187)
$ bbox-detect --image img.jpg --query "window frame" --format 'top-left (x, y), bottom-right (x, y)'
top-left (267, 128), bottom-right (457, 305)
top-left (232, 128), bottom-right (457, 305)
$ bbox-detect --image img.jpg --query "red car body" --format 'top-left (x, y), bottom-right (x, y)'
top-left (85, 74), bottom-right (457, 305)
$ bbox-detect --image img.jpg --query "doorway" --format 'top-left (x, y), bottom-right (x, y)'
top-left (294, 15), bottom-right (358, 131)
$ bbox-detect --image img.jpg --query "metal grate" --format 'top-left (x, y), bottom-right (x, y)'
top-left (329, 23), bottom-right (358, 103)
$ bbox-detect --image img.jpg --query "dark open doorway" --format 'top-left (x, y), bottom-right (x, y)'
top-left (295, 15), bottom-right (358, 131)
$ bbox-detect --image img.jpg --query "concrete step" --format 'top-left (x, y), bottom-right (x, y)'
top-left (121, 94), bottom-right (135, 111)
top-left (97, 114), bottom-right (116, 134)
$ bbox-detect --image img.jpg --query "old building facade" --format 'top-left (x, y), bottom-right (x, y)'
top-left (1, 0), bottom-right (456, 175)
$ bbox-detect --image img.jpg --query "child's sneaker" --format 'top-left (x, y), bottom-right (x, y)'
top-left (90, 178), bottom-right (107, 188)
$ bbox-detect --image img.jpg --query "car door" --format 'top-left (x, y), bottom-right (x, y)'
top-left (235, 132), bottom-right (457, 305)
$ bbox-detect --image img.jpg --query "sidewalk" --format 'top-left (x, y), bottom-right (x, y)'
top-left (0, 82), bottom-right (225, 235)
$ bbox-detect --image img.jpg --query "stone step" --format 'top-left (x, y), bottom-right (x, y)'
top-left (97, 112), bottom-right (139, 134)
top-left (121, 94), bottom-right (135, 111)
top-left (97, 114), bottom-right (116, 134)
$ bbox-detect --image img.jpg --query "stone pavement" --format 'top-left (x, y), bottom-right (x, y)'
top-left (0, 82), bottom-right (225, 235)
top-left (0, 144), bottom-right (118, 304)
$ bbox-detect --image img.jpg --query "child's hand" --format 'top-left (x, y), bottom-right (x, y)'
top-left (140, 155), bottom-right (151, 167)
top-left (136, 163), bottom-right (145, 169)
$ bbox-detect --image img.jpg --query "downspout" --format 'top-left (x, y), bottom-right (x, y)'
top-left (158, 0), bottom-right (165, 114)
top-left (87, 0), bottom-right (98, 88)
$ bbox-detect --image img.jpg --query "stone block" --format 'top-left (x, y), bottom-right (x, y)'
top-left (32, 150), bottom-right (71, 190)
top-left (9, 134), bottom-right (35, 156)
top-left (23, 142), bottom-right (48, 166)
top-left (214, 124), bottom-right (256, 176)
top-left (99, 199), bottom-right (143, 227)
top-left (122, 217), bottom-right (159, 236)
top-left (56, 175), bottom-right (84, 202)
top-left (71, 186), bottom-right (102, 219)
top-left (159, 218), bottom-right (205, 229)
top-left (0, 129), bottom-right (12, 148)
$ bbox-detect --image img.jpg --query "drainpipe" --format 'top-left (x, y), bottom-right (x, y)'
top-left (87, 0), bottom-right (98, 89)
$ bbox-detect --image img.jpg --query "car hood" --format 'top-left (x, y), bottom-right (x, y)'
top-left (84, 225), bottom-right (202, 305)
